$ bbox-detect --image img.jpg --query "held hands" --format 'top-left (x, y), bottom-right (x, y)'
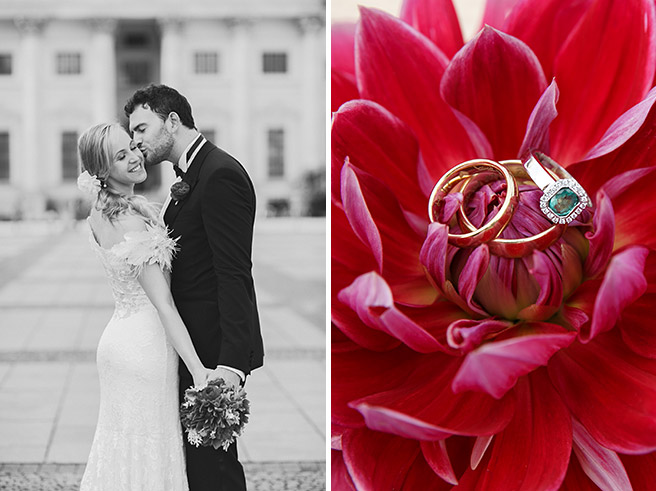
top-left (209, 366), bottom-right (242, 388)
top-left (191, 367), bottom-right (214, 389)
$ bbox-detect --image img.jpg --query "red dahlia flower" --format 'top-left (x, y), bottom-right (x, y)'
top-left (331, 0), bottom-right (656, 489)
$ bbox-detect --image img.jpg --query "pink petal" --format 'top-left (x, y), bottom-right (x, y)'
top-left (481, 0), bottom-right (521, 30)
top-left (584, 86), bottom-right (656, 160)
top-left (550, 0), bottom-right (656, 164)
top-left (342, 428), bottom-right (419, 491)
top-left (400, 0), bottom-right (464, 58)
top-left (420, 440), bottom-right (458, 485)
top-left (341, 162), bottom-right (383, 270)
top-left (458, 371), bottom-right (572, 490)
top-left (441, 26), bottom-right (547, 159)
top-left (331, 100), bottom-right (423, 216)
top-left (527, 249), bottom-right (563, 308)
top-left (470, 434), bottom-right (494, 470)
top-left (549, 330), bottom-right (656, 454)
top-left (619, 251), bottom-right (656, 359)
top-left (352, 355), bottom-right (515, 439)
top-left (583, 191), bottom-right (615, 279)
top-left (572, 419), bottom-right (632, 491)
top-left (331, 70), bottom-right (359, 113)
top-left (560, 453), bottom-right (603, 491)
top-left (581, 245), bottom-right (649, 343)
top-left (332, 205), bottom-right (397, 351)
top-left (446, 318), bottom-right (513, 353)
top-left (452, 323), bottom-right (577, 399)
top-left (338, 272), bottom-right (446, 353)
top-left (568, 87), bottom-right (656, 198)
top-left (420, 222), bottom-right (449, 287)
top-left (331, 449), bottom-right (357, 490)
top-left (356, 7), bottom-right (482, 180)
top-left (518, 79), bottom-right (559, 160)
top-left (332, 22), bottom-right (356, 75)
top-left (504, 0), bottom-right (593, 79)
top-left (457, 245), bottom-right (490, 313)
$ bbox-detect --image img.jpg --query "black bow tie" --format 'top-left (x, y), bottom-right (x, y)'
top-left (173, 164), bottom-right (185, 179)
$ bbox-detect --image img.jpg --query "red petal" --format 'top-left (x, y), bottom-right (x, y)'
top-left (331, 70), bottom-right (359, 113)
top-left (342, 428), bottom-right (419, 490)
top-left (568, 87), bottom-right (656, 198)
top-left (602, 167), bottom-right (656, 251)
top-left (452, 322), bottom-right (577, 399)
top-left (338, 272), bottom-right (446, 353)
top-left (619, 251), bottom-right (656, 359)
top-left (399, 0), bottom-right (464, 58)
top-left (458, 370), bottom-right (572, 490)
top-left (332, 22), bottom-right (356, 75)
top-left (518, 79), bottom-right (559, 160)
top-left (332, 345), bottom-right (420, 427)
top-left (504, 0), bottom-right (592, 79)
top-left (356, 7), bottom-right (483, 180)
top-left (620, 451), bottom-right (656, 490)
top-left (441, 26), bottom-right (547, 159)
top-left (581, 246), bottom-right (648, 343)
top-left (401, 451), bottom-right (453, 490)
top-left (560, 452), bottom-right (603, 491)
top-left (420, 440), bottom-right (458, 485)
top-left (549, 330), bottom-right (656, 454)
top-left (572, 419), bottom-right (631, 491)
top-left (352, 355), bottom-right (515, 439)
top-left (331, 99), bottom-right (423, 216)
top-left (550, 0), bottom-right (656, 164)
top-left (331, 449), bottom-right (357, 490)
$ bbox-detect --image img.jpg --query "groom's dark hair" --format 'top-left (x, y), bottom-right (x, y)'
top-left (124, 84), bottom-right (196, 129)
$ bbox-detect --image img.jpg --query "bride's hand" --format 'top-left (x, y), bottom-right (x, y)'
top-left (191, 368), bottom-right (212, 388)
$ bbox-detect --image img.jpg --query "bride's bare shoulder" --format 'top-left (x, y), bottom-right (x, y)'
top-left (88, 210), bottom-right (148, 249)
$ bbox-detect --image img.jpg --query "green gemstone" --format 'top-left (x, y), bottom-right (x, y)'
top-left (548, 188), bottom-right (579, 216)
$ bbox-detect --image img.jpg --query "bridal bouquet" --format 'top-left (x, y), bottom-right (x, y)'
top-left (180, 378), bottom-right (250, 451)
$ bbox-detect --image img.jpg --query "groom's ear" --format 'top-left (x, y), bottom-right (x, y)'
top-left (167, 111), bottom-right (182, 132)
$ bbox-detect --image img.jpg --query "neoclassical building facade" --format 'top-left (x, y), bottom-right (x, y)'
top-left (0, 0), bottom-right (325, 218)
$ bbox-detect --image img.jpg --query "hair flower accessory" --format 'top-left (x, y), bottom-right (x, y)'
top-left (77, 171), bottom-right (102, 199)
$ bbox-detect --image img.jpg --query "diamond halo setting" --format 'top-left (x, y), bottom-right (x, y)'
top-left (538, 178), bottom-right (591, 224)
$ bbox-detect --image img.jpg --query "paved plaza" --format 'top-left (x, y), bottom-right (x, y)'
top-left (0, 218), bottom-right (326, 490)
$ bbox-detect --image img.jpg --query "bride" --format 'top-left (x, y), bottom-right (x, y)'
top-left (76, 122), bottom-right (208, 490)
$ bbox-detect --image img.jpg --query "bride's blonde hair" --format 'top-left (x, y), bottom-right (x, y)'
top-left (78, 122), bottom-right (160, 226)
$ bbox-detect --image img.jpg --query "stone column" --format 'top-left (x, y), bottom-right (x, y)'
top-left (225, 18), bottom-right (252, 170)
top-left (295, 16), bottom-right (324, 215)
top-left (15, 17), bottom-right (46, 217)
top-left (90, 19), bottom-right (118, 124)
top-left (159, 18), bottom-right (183, 88)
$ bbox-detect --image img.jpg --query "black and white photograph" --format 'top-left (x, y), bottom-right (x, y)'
top-left (0, 1), bottom-right (326, 489)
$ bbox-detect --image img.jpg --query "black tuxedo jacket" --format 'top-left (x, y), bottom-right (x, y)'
top-left (164, 139), bottom-right (264, 376)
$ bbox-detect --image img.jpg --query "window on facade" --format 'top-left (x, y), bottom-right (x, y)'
top-left (56, 53), bottom-right (82, 75)
top-left (0, 132), bottom-right (9, 180)
top-left (0, 54), bottom-right (12, 75)
top-left (62, 131), bottom-right (79, 180)
top-left (123, 61), bottom-right (151, 86)
top-left (194, 52), bottom-right (219, 74)
top-left (262, 52), bottom-right (287, 74)
top-left (123, 32), bottom-right (150, 48)
top-left (267, 128), bottom-right (284, 178)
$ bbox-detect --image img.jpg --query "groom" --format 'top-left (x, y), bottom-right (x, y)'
top-left (125, 84), bottom-right (264, 490)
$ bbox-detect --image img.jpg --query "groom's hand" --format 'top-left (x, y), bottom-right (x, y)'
top-left (209, 366), bottom-right (241, 388)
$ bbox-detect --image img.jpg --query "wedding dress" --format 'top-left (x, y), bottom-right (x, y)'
top-left (80, 222), bottom-right (188, 491)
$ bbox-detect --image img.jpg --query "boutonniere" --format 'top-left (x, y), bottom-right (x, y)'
top-left (170, 181), bottom-right (191, 202)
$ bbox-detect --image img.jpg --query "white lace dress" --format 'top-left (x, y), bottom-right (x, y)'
top-left (80, 224), bottom-right (188, 491)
